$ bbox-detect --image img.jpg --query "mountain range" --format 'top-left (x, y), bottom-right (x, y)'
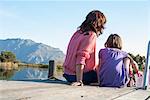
top-left (0, 38), bottom-right (65, 64)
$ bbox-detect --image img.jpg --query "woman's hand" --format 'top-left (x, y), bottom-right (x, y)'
top-left (71, 81), bottom-right (83, 86)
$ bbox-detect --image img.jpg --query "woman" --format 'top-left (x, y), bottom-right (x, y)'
top-left (63, 10), bottom-right (107, 86)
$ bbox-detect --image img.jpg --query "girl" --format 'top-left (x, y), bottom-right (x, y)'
top-left (97, 34), bottom-right (141, 87)
top-left (63, 10), bottom-right (106, 86)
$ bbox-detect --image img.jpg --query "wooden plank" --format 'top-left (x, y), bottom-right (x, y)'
top-left (48, 60), bottom-right (55, 79)
top-left (0, 80), bottom-right (149, 100)
top-left (113, 90), bottom-right (150, 100)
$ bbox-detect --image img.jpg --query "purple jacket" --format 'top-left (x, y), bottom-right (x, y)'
top-left (98, 48), bottom-right (129, 87)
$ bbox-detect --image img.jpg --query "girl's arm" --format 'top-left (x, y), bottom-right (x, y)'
top-left (123, 57), bottom-right (131, 85)
top-left (127, 55), bottom-right (142, 77)
top-left (71, 64), bottom-right (84, 86)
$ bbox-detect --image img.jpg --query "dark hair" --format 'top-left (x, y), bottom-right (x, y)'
top-left (105, 34), bottom-right (122, 50)
top-left (79, 10), bottom-right (106, 36)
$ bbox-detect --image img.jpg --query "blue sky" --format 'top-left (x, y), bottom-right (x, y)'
top-left (0, 0), bottom-right (149, 56)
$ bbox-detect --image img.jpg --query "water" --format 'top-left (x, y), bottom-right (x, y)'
top-left (0, 66), bottom-right (64, 81)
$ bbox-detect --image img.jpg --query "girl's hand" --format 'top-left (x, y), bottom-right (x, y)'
top-left (71, 81), bottom-right (83, 86)
top-left (137, 71), bottom-right (143, 77)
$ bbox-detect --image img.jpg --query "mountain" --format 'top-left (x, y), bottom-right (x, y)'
top-left (0, 38), bottom-right (65, 64)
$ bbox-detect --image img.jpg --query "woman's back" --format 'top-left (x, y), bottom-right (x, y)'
top-left (63, 30), bottom-right (97, 75)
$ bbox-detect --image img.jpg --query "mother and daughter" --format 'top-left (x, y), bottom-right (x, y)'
top-left (63, 10), bottom-right (142, 87)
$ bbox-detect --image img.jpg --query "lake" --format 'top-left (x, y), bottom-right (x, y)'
top-left (0, 66), bottom-right (64, 81)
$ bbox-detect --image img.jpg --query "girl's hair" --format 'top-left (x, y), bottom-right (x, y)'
top-left (105, 34), bottom-right (122, 50)
top-left (79, 10), bottom-right (106, 36)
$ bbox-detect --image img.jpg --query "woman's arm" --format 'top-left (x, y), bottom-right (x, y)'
top-left (96, 58), bottom-right (101, 84)
top-left (71, 64), bottom-right (84, 86)
top-left (74, 32), bottom-right (96, 86)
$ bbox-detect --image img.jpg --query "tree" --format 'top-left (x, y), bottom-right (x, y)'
top-left (128, 53), bottom-right (146, 71)
top-left (0, 51), bottom-right (16, 62)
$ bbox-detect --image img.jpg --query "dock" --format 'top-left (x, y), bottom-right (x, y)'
top-left (0, 80), bottom-right (150, 100)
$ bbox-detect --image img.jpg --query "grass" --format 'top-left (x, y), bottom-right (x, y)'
top-left (18, 63), bottom-right (48, 68)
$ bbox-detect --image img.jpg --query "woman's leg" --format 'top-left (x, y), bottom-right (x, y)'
top-left (63, 70), bottom-right (98, 85)
top-left (83, 70), bottom-right (98, 85)
top-left (63, 74), bottom-right (76, 83)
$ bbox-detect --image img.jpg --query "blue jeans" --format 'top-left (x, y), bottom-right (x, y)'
top-left (63, 70), bottom-right (98, 85)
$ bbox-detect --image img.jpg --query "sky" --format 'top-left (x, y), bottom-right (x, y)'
top-left (0, 0), bottom-right (149, 56)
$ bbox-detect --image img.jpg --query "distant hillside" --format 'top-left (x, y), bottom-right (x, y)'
top-left (0, 38), bottom-right (65, 64)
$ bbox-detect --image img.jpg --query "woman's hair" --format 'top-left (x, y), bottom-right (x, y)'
top-left (79, 10), bottom-right (106, 36)
top-left (105, 34), bottom-right (122, 50)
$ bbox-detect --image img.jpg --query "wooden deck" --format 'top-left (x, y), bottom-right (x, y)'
top-left (0, 80), bottom-right (149, 100)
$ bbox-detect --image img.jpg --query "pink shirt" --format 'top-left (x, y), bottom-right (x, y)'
top-left (63, 30), bottom-right (97, 75)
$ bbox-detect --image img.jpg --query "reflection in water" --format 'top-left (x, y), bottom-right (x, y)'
top-left (0, 69), bottom-right (16, 80)
top-left (0, 67), bottom-right (64, 80)
top-left (11, 67), bottom-right (48, 80)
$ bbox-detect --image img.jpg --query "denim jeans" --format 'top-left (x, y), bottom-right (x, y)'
top-left (63, 70), bottom-right (98, 85)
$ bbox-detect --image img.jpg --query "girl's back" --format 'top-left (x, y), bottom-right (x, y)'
top-left (99, 48), bottom-right (129, 87)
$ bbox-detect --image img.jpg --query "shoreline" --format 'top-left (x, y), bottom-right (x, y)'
top-left (0, 62), bottom-right (18, 70)
top-left (0, 62), bottom-right (48, 70)
top-left (18, 63), bottom-right (48, 68)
